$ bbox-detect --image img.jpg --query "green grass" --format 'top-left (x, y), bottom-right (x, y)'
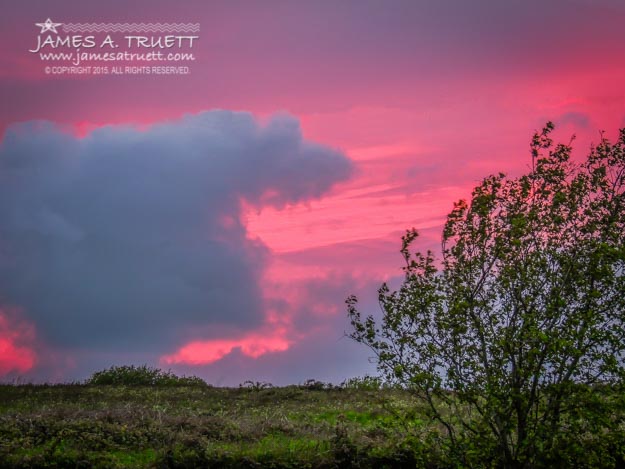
top-left (1, 382), bottom-right (623, 468)
top-left (0, 384), bottom-right (428, 468)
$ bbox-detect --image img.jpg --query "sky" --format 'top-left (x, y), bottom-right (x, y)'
top-left (0, 0), bottom-right (624, 385)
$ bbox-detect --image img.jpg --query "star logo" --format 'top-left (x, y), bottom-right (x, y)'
top-left (35, 18), bottom-right (62, 34)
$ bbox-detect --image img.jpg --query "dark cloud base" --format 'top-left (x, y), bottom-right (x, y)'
top-left (0, 111), bottom-right (352, 358)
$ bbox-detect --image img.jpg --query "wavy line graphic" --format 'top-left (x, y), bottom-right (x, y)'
top-left (62, 23), bottom-right (200, 33)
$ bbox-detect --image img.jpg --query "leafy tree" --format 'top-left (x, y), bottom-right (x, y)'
top-left (347, 123), bottom-right (625, 467)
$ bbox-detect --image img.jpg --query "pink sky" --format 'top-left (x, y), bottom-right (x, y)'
top-left (1, 0), bottom-right (624, 384)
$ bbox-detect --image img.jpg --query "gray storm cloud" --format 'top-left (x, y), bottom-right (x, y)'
top-left (0, 110), bottom-right (352, 352)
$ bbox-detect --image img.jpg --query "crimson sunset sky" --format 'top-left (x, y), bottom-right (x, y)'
top-left (1, 0), bottom-right (624, 384)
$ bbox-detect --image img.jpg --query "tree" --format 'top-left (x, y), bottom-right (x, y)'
top-left (347, 123), bottom-right (625, 467)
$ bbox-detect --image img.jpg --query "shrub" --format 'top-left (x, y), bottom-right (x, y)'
top-left (340, 375), bottom-right (385, 390)
top-left (300, 379), bottom-right (331, 391)
top-left (85, 365), bottom-right (207, 386)
top-left (239, 380), bottom-right (273, 391)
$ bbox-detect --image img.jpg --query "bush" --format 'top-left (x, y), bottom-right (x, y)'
top-left (340, 375), bottom-right (385, 390)
top-left (300, 379), bottom-right (331, 391)
top-left (239, 380), bottom-right (273, 391)
top-left (85, 365), bottom-right (207, 386)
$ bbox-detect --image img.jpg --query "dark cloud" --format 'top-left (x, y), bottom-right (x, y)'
top-left (0, 111), bottom-right (352, 353)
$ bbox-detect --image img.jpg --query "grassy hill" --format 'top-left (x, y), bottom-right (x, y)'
top-left (1, 368), bottom-right (623, 468)
top-left (0, 380), bottom-right (428, 468)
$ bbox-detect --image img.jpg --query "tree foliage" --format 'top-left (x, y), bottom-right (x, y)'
top-left (347, 123), bottom-right (625, 466)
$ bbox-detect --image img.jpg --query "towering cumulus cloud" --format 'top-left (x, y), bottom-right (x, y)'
top-left (0, 111), bottom-right (352, 371)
